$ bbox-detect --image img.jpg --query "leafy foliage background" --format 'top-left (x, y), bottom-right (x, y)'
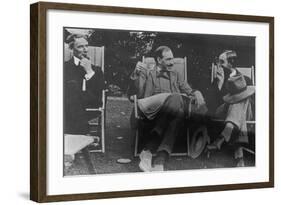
top-left (64, 28), bottom-right (255, 111)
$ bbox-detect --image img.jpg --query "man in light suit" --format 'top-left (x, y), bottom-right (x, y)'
top-left (64, 34), bottom-right (105, 135)
top-left (130, 46), bottom-right (206, 171)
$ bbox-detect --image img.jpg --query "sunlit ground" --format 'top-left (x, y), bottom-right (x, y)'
top-left (64, 97), bottom-right (255, 176)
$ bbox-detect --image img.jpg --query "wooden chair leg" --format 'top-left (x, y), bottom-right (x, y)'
top-left (134, 129), bottom-right (139, 157)
top-left (186, 127), bottom-right (190, 156)
top-left (101, 110), bottom-right (105, 153)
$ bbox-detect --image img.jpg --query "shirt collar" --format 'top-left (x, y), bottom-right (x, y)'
top-left (156, 66), bottom-right (169, 73)
top-left (73, 56), bottom-right (80, 66)
top-left (229, 68), bottom-right (237, 77)
top-left (156, 66), bottom-right (170, 78)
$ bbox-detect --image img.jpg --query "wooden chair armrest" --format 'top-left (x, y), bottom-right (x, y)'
top-left (85, 89), bottom-right (107, 111)
top-left (101, 89), bottom-right (106, 110)
top-left (133, 95), bottom-right (139, 119)
top-left (86, 108), bottom-right (103, 112)
top-left (212, 119), bottom-right (256, 124)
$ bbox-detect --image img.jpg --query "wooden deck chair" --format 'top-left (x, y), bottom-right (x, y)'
top-left (236, 66), bottom-right (255, 85)
top-left (133, 56), bottom-right (193, 157)
top-left (64, 44), bottom-right (106, 153)
top-left (235, 66), bottom-right (255, 155)
top-left (211, 65), bottom-right (256, 155)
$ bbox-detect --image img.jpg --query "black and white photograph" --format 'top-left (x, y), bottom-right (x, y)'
top-left (63, 27), bottom-right (256, 176)
top-left (29, 2), bottom-right (274, 202)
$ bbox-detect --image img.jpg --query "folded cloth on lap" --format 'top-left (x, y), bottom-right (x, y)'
top-left (138, 93), bottom-right (171, 120)
top-left (138, 92), bottom-right (208, 120)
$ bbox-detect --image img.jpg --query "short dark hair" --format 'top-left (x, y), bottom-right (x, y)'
top-left (66, 33), bottom-right (88, 49)
top-left (153, 46), bottom-right (172, 63)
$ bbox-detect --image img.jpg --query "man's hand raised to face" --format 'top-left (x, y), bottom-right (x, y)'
top-left (135, 61), bottom-right (148, 75)
top-left (80, 56), bottom-right (93, 75)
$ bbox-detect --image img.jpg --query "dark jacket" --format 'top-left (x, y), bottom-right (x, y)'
top-left (64, 57), bottom-right (105, 134)
top-left (208, 68), bottom-right (252, 114)
top-left (64, 57), bottom-right (105, 108)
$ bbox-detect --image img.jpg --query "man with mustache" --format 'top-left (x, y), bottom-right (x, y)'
top-left (64, 34), bottom-right (105, 135)
top-left (130, 46), bottom-right (206, 171)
